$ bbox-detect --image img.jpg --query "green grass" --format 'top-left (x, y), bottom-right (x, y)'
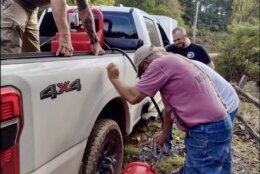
top-left (157, 155), bottom-right (185, 174)
top-left (173, 129), bottom-right (186, 144)
top-left (124, 144), bottom-right (140, 157)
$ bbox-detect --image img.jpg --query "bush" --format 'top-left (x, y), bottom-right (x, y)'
top-left (210, 25), bottom-right (220, 32)
top-left (196, 30), bottom-right (227, 53)
top-left (215, 23), bottom-right (260, 82)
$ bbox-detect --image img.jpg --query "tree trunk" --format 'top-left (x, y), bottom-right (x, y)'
top-left (233, 85), bottom-right (260, 108)
top-left (237, 115), bottom-right (260, 142)
top-left (245, 2), bottom-right (259, 22)
top-left (238, 0), bottom-right (245, 23)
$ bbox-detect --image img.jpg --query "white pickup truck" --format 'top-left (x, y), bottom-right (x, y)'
top-left (0, 5), bottom-right (167, 174)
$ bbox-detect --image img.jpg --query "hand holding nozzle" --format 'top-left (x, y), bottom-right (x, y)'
top-left (152, 137), bottom-right (164, 168)
top-left (154, 131), bottom-right (169, 148)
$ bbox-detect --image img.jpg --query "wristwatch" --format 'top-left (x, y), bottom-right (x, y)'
top-left (90, 37), bottom-right (99, 44)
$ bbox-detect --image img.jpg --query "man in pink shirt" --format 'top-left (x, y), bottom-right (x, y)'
top-left (106, 46), bottom-right (232, 174)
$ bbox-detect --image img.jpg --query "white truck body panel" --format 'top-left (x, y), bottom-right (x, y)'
top-left (2, 54), bottom-right (148, 174)
top-left (1, 5), bottom-right (165, 174)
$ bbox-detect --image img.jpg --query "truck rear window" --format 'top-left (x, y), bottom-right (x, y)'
top-left (39, 10), bottom-right (139, 51)
top-left (100, 11), bottom-right (138, 39)
top-left (40, 11), bottom-right (138, 39)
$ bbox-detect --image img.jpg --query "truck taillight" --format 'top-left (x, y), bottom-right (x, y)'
top-left (1, 87), bottom-right (23, 174)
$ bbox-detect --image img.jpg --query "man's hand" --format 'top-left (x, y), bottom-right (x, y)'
top-left (56, 33), bottom-right (74, 57)
top-left (106, 63), bottom-right (146, 104)
top-left (154, 131), bottom-right (169, 148)
top-left (107, 63), bottom-right (119, 80)
top-left (50, 0), bottom-right (74, 56)
top-left (93, 42), bottom-right (105, 55)
top-left (77, 7), bottom-right (105, 56)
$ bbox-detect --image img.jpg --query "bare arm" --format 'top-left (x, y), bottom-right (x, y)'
top-left (154, 100), bottom-right (173, 147)
top-left (161, 98), bottom-right (174, 137)
top-left (76, 0), bottom-right (105, 55)
top-left (107, 63), bottom-right (146, 104)
top-left (110, 79), bottom-right (146, 104)
top-left (76, 0), bottom-right (97, 43)
top-left (50, 0), bottom-right (73, 56)
top-left (162, 110), bottom-right (174, 136)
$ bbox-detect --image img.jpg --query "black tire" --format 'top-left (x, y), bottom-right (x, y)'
top-left (81, 119), bottom-right (123, 174)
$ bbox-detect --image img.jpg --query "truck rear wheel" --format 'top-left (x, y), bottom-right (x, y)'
top-left (81, 119), bottom-right (123, 174)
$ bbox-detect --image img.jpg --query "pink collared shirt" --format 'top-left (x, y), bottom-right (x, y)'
top-left (135, 54), bottom-right (227, 131)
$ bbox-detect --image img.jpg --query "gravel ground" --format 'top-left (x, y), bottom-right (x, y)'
top-left (123, 116), bottom-right (259, 174)
top-left (123, 82), bottom-right (259, 173)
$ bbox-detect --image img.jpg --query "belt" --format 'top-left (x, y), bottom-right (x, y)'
top-left (189, 115), bottom-right (231, 132)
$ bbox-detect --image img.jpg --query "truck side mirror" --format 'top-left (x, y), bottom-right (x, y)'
top-left (136, 39), bottom-right (144, 49)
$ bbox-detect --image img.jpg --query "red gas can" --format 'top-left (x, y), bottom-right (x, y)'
top-left (123, 162), bottom-right (158, 174)
top-left (51, 8), bottom-right (104, 52)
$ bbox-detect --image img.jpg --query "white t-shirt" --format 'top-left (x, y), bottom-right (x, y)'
top-left (192, 60), bottom-right (239, 113)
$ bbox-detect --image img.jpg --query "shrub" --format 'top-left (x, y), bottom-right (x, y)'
top-left (215, 23), bottom-right (259, 82)
top-left (210, 25), bottom-right (220, 32)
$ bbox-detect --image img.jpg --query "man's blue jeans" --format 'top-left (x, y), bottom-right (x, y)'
top-left (183, 116), bottom-right (233, 174)
top-left (167, 108), bottom-right (238, 149)
top-left (229, 108), bottom-right (238, 124)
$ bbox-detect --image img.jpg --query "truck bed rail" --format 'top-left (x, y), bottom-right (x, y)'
top-left (0, 50), bottom-right (134, 60)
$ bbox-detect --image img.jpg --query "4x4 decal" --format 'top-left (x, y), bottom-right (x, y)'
top-left (40, 79), bottom-right (81, 100)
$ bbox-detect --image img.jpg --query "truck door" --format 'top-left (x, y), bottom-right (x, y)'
top-left (143, 17), bottom-right (163, 47)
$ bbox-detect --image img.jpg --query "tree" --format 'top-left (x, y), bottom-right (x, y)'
top-left (231, 0), bottom-right (259, 24)
top-left (179, 0), bottom-right (196, 27)
top-left (215, 24), bottom-right (260, 81)
top-left (115, 0), bottom-right (186, 26)
top-left (114, 0), bottom-right (155, 12)
top-left (68, 0), bottom-right (115, 6)
top-left (180, 0), bottom-right (233, 31)
top-left (90, 0), bottom-right (115, 5)
top-left (154, 0), bottom-right (186, 27)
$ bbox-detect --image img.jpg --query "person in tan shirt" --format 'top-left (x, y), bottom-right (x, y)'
top-left (1, 0), bottom-right (105, 56)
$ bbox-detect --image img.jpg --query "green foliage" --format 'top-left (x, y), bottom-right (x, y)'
top-left (179, 0), bottom-right (195, 26)
top-left (89, 0), bottom-right (115, 5)
top-left (180, 0), bottom-right (233, 30)
top-left (153, 0), bottom-right (186, 27)
top-left (231, 0), bottom-right (259, 24)
top-left (115, 0), bottom-right (186, 27)
top-left (67, 0), bottom-right (115, 6)
top-left (157, 155), bottom-right (184, 174)
top-left (115, 0), bottom-right (154, 12)
top-left (174, 129), bottom-right (185, 139)
top-left (124, 144), bottom-right (140, 156)
top-left (194, 29), bottom-right (228, 52)
top-left (209, 25), bottom-right (219, 31)
top-left (215, 23), bottom-right (260, 81)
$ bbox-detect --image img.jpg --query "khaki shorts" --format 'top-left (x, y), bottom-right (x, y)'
top-left (1, 0), bottom-right (40, 53)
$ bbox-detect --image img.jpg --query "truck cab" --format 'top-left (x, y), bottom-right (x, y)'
top-left (39, 6), bottom-right (170, 51)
